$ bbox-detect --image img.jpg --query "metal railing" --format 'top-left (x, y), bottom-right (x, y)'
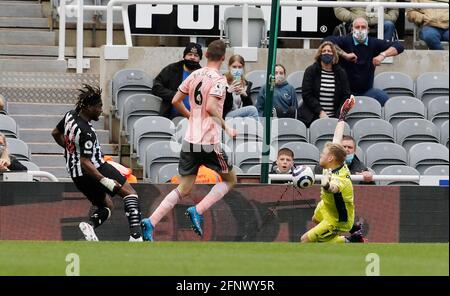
top-left (58, 0), bottom-right (449, 72)
top-left (268, 174), bottom-right (448, 184)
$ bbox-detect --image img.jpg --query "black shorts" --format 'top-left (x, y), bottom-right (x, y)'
top-left (178, 141), bottom-right (233, 176)
top-left (72, 162), bottom-right (127, 207)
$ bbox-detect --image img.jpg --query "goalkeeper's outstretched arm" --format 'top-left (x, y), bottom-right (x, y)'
top-left (332, 95), bottom-right (355, 144)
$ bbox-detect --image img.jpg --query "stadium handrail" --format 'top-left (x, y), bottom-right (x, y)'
top-left (268, 174), bottom-right (449, 184)
top-left (58, 0), bottom-right (449, 73)
top-left (1, 171), bottom-right (59, 182)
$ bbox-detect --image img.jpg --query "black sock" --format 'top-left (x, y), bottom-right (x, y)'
top-left (124, 195), bottom-right (142, 238)
top-left (89, 207), bottom-right (111, 228)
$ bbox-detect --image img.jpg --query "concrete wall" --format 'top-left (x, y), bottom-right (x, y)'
top-left (100, 47), bottom-right (449, 115)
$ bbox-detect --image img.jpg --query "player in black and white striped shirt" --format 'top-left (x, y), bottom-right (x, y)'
top-left (52, 85), bottom-right (143, 242)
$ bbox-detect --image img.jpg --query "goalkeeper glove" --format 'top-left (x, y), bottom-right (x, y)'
top-left (339, 95), bottom-right (355, 121)
top-left (321, 169), bottom-right (332, 191)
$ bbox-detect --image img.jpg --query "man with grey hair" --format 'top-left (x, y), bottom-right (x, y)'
top-left (325, 17), bottom-right (404, 106)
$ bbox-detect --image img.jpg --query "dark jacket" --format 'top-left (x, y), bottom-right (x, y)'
top-left (4, 155), bottom-right (27, 172)
top-left (256, 81), bottom-right (298, 118)
top-left (298, 61), bottom-right (351, 127)
top-left (314, 155), bottom-right (375, 185)
top-left (152, 60), bottom-right (201, 119)
top-left (223, 80), bottom-right (253, 118)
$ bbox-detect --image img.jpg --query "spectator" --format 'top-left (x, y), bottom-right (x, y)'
top-left (298, 41), bottom-right (352, 127)
top-left (0, 94), bottom-right (6, 114)
top-left (152, 42), bottom-right (203, 119)
top-left (270, 147), bottom-right (298, 174)
top-left (407, 0), bottom-right (449, 50)
top-left (0, 132), bottom-right (27, 172)
top-left (256, 64), bottom-right (298, 118)
top-left (223, 55), bottom-right (258, 119)
top-left (334, 0), bottom-right (399, 42)
top-left (314, 135), bottom-right (374, 184)
top-left (325, 17), bottom-right (404, 106)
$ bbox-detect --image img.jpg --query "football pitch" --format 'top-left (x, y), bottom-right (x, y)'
top-left (0, 241), bottom-right (448, 276)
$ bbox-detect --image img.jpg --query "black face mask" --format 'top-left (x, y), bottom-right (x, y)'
top-left (184, 59), bottom-right (200, 70)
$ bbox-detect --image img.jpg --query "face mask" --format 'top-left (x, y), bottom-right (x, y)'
top-left (275, 75), bottom-right (286, 85)
top-left (230, 68), bottom-right (244, 79)
top-left (353, 29), bottom-right (368, 43)
top-left (321, 54), bottom-right (333, 65)
top-left (184, 59), bottom-right (200, 70)
top-left (345, 153), bottom-right (354, 165)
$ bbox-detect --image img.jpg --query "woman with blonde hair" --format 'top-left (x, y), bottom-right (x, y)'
top-left (223, 54), bottom-right (258, 119)
top-left (298, 41), bottom-right (351, 127)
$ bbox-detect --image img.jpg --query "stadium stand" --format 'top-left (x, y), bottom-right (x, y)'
top-left (144, 141), bottom-right (181, 182)
top-left (234, 141), bottom-right (276, 173)
top-left (280, 142), bottom-right (320, 168)
top-left (174, 118), bottom-right (189, 143)
top-left (395, 118), bottom-right (440, 151)
top-left (270, 118), bottom-right (308, 148)
top-left (415, 72), bottom-right (449, 106)
top-left (224, 117), bottom-right (263, 153)
top-left (245, 70), bottom-right (266, 105)
top-left (408, 142), bottom-right (449, 174)
top-left (0, 114), bottom-right (18, 138)
top-left (378, 165), bottom-right (420, 185)
top-left (19, 160), bottom-right (40, 171)
top-left (423, 165), bottom-right (449, 176)
top-left (157, 163), bottom-right (179, 183)
top-left (309, 118), bottom-right (351, 152)
top-left (345, 96), bottom-right (382, 128)
top-left (373, 72), bottom-right (415, 98)
top-left (383, 96), bottom-right (426, 127)
top-left (427, 96), bottom-right (449, 127)
top-left (286, 70), bottom-right (305, 107)
top-left (352, 118), bottom-right (395, 152)
top-left (365, 142), bottom-right (408, 174)
top-left (247, 164), bottom-right (262, 174)
top-left (5, 138), bottom-right (31, 161)
top-left (441, 120), bottom-right (449, 148)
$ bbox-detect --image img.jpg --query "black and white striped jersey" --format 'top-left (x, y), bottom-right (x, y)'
top-left (56, 110), bottom-right (104, 178)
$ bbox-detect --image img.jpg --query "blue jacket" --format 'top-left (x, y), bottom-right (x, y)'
top-left (324, 35), bottom-right (405, 93)
top-left (256, 81), bottom-right (298, 117)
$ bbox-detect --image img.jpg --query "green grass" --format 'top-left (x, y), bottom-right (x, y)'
top-left (0, 241), bottom-right (448, 276)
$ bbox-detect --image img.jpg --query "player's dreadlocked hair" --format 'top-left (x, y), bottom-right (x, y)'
top-left (75, 84), bottom-right (102, 112)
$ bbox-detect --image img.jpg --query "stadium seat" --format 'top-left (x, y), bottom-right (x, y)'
top-left (5, 138), bottom-right (31, 161)
top-left (19, 161), bottom-right (40, 171)
top-left (408, 142), bottom-right (449, 174)
top-left (395, 119), bottom-right (440, 151)
top-left (111, 69), bottom-right (153, 118)
top-left (378, 165), bottom-right (420, 185)
top-left (427, 96), bottom-right (449, 128)
top-left (365, 143), bottom-right (408, 174)
top-left (171, 116), bottom-right (185, 127)
top-left (121, 94), bottom-right (162, 141)
top-left (345, 96), bottom-right (382, 127)
top-left (0, 114), bottom-right (18, 138)
top-left (233, 166), bottom-right (244, 174)
top-left (355, 146), bottom-right (364, 163)
top-left (416, 72), bottom-right (449, 106)
top-left (132, 116), bottom-right (176, 165)
top-left (440, 120), bottom-right (449, 148)
top-left (145, 141), bottom-right (181, 182)
top-left (224, 117), bottom-right (263, 154)
top-left (383, 96), bottom-right (426, 127)
top-left (174, 118), bottom-right (189, 143)
top-left (309, 118), bottom-right (350, 152)
top-left (286, 70), bottom-right (305, 107)
top-left (245, 70), bottom-right (266, 105)
top-left (270, 118), bottom-right (307, 148)
top-left (234, 142), bottom-right (276, 173)
top-left (222, 6), bottom-right (267, 48)
top-left (158, 163), bottom-right (179, 183)
top-left (247, 164), bottom-right (262, 174)
top-left (352, 118), bottom-right (395, 152)
top-left (280, 142), bottom-right (320, 167)
top-left (423, 165), bottom-right (449, 176)
top-left (373, 72), bottom-right (415, 98)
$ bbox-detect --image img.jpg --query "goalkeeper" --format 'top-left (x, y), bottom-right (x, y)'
top-left (300, 96), bottom-right (364, 243)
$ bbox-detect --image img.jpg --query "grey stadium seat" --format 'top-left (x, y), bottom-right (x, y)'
top-left (416, 72), bottom-right (449, 106)
top-left (111, 69), bottom-right (153, 118)
top-left (378, 165), bottom-right (420, 185)
top-left (158, 163), bottom-right (179, 183)
top-left (224, 117), bottom-right (263, 153)
top-left (423, 165), bottom-right (449, 176)
top-left (287, 70), bottom-right (305, 107)
top-left (441, 120), bottom-right (449, 148)
top-left (395, 119), bottom-right (440, 151)
top-left (145, 141), bottom-right (181, 182)
top-left (0, 114), bottom-right (18, 138)
top-left (346, 96), bottom-right (382, 127)
top-left (408, 142), bottom-right (449, 174)
top-left (245, 70), bottom-right (266, 105)
top-left (271, 118), bottom-right (307, 148)
top-left (247, 164), bottom-right (262, 174)
top-left (222, 6), bottom-right (267, 47)
top-left (234, 142), bottom-right (276, 173)
top-left (233, 166), bottom-right (244, 174)
top-left (121, 94), bottom-right (162, 141)
top-left (365, 142), bottom-right (408, 174)
top-left (132, 116), bottom-right (176, 165)
top-left (5, 138), bottom-right (30, 161)
top-left (19, 161), bottom-right (40, 171)
top-left (373, 72), bottom-right (415, 98)
top-left (427, 96), bottom-right (449, 128)
top-left (174, 118), bottom-right (189, 143)
top-left (355, 146), bottom-right (364, 163)
top-left (383, 96), bottom-right (426, 127)
top-left (281, 142), bottom-right (320, 167)
top-left (352, 118), bottom-right (395, 152)
top-left (309, 118), bottom-right (350, 152)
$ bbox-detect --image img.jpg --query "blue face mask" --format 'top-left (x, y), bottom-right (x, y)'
top-left (321, 54), bottom-right (333, 65)
top-left (230, 68), bottom-right (244, 78)
top-left (345, 153), bottom-right (354, 165)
